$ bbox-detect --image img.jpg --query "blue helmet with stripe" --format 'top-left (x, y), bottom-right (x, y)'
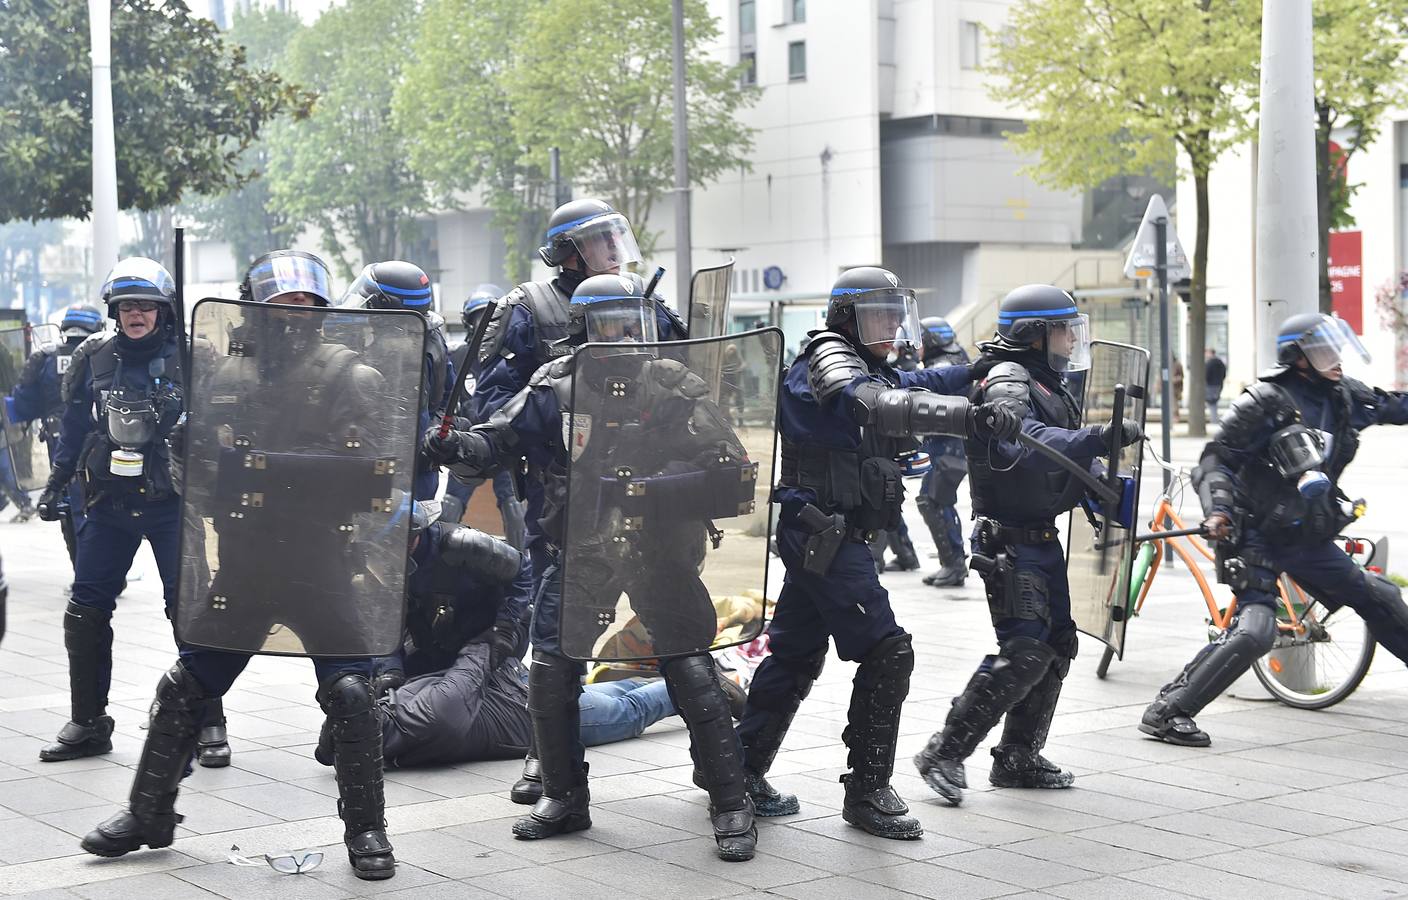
top-left (825, 266), bottom-right (922, 357)
top-left (538, 198), bottom-right (642, 273)
top-left (99, 257), bottom-right (176, 321)
top-left (995, 284), bottom-right (1090, 372)
top-left (60, 304), bottom-right (104, 337)
top-left (462, 283), bottom-right (502, 331)
top-left (341, 261), bottom-right (435, 315)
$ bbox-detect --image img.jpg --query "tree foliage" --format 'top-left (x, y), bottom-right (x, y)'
top-left (266, 0), bottom-right (427, 278)
top-left (0, 0), bottom-right (303, 223)
top-left (180, 5), bottom-right (312, 275)
top-left (400, 0), bottom-right (757, 282)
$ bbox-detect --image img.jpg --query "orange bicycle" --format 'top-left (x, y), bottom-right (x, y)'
top-left (1095, 452), bottom-right (1380, 710)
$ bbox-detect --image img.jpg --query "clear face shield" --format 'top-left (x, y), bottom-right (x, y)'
top-left (247, 255), bottom-right (333, 306)
top-left (103, 258), bottom-right (176, 301)
top-left (1289, 314), bottom-right (1370, 378)
top-left (565, 214), bottom-right (643, 274)
top-left (584, 298), bottom-right (658, 359)
top-left (1046, 314), bottom-right (1091, 372)
top-left (851, 289), bottom-right (921, 355)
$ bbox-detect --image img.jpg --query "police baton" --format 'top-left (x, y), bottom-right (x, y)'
top-left (437, 299), bottom-right (498, 440)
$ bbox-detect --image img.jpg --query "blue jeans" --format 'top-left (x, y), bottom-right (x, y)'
top-left (579, 678), bottom-right (677, 745)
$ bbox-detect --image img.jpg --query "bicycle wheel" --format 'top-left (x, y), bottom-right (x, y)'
top-left (1251, 575), bottom-right (1376, 710)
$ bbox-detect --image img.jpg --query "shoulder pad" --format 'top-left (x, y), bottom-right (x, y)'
top-left (977, 361), bottom-right (1031, 415)
top-left (804, 331), bottom-right (868, 404)
top-left (1217, 382), bottom-right (1291, 447)
top-left (477, 288), bottom-right (526, 364)
top-left (1243, 382), bottom-right (1299, 424)
top-left (532, 356), bottom-right (574, 386)
top-left (645, 358), bottom-right (707, 397)
top-left (60, 333), bottom-right (112, 403)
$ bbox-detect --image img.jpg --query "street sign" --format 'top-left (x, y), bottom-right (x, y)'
top-left (1123, 194), bottom-right (1191, 281)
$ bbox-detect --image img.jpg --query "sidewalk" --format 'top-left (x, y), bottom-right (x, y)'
top-left (1, 428), bottom-right (1408, 898)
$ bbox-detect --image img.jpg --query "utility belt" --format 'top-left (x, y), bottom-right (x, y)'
top-left (778, 441), bottom-right (901, 532)
top-left (968, 517), bottom-right (1056, 623)
top-left (786, 502), bottom-right (878, 576)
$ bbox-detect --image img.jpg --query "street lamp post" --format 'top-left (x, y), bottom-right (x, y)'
top-left (89, 0), bottom-right (119, 292)
top-left (670, 0), bottom-right (693, 319)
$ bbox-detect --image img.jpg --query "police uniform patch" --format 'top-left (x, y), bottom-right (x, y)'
top-left (563, 412), bottom-right (592, 461)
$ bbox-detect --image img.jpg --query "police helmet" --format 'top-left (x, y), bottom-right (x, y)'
top-left (1275, 312), bottom-right (1369, 377)
top-left (60, 304), bottom-right (104, 338)
top-left (920, 316), bottom-right (956, 357)
top-left (99, 258), bottom-right (177, 322)
top-left (995, 284), bottom-right (1090, 372)
top-left (538, 198), bottom-right (642, 273)
top-left (569, 273), bottom-right (658, 357)
top-left (341, 261), bottom-right (435, 315)
top-left (825, 267), bottom-right (921, 353)
top-left (241, 250), bottom-right (334, 306)
top-left (462, 283), bottom-right (502, 332)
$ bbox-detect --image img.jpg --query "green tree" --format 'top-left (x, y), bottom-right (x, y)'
top-left (180, 6), bottom-right (312, 274)
top-left (267, 0), bottom-right (427, 278)
top-left (400, 0), bottom-right (757, 283)
top-left (395, 0), bottom-right (548, 284)
top-left (0, 0), bottom-right (303, 223)
top-left (1311, 0), bottom-right (1408, 313)
top-left (507, 0), bottom-right (757, 257)
top-left (989, 0), bottom-right (1260, 437)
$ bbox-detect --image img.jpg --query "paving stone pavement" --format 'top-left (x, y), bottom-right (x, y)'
top-left (4, 427), bottom-right (1408, 898)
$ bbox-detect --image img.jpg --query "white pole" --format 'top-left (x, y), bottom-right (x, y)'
top-left (670, 0), bottom-right (692, 318)
top-left (89, 0), bottom-right (120, 292)
top-left (1254, 0), bottom-right (1318, 371)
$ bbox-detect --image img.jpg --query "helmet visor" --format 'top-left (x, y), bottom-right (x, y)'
top-left (1288, 313), bottom-right (1370, 375)
top-left (1047, 314), bottom-right (1091, 372)
top-left (248, 255), bottom-right (333, 306)
top-left (564, 213), bottom-right (643, 273)
top-left (585, 298), bottom-right (658, 358)
top-left (850, 288), bottom-right (921, 352)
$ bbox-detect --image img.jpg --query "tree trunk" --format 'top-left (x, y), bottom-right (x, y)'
top-left (1315, 103), bottom-right (1334, 314)
top-left (1185, 168), bottom-right (1210, 438)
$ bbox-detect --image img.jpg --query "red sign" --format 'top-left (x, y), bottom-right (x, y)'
top-left (1329, 230), bottom-right (1363, 333)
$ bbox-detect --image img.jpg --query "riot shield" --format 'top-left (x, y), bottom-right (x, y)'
top-left (687, 259), bottom-right (735, 341)
top-left (175, 298), bottom-right (425, 657)
top-left (1066, 340), bottom-right (1150, 658)
top-left (0, 324), bottom-right (60, 491)
top-left (559, 328), bottom-right (782, 662)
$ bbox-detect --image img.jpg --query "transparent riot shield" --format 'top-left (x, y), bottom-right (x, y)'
top-left (0, 324), bottom-right (60, 491)
top-left (175, 298), bottom-right (426, 657)
top-left (1066, 341), bottom-right (1150, 658)
top-left (687, 260), bottom-right (735, 341)
top-left (559, 328), bottom-right (783, 662)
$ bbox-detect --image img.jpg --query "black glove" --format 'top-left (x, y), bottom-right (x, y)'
top-left (489, 625), bottom-right (518, 668)
top-left (422, 426), bottom-right (492, 472)
top-left (36, 486), bottom-right (64, 522)
top-left (968, 401), bottom-right (1022, 442)
top-left (1099, 420), bottom-right (1144, 449)
top-left (166, 414), bottom-right (187, 492)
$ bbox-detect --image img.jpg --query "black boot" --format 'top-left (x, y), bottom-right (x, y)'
top-left (736, 647), bottom-right (826, 817)
top-left (513, 650), bottom-right (591, 839)
top-left (840, 634), bottom-right (922, 840)
top-left (42, 602), bottom-right (115, 762)
top-left (82, 663), bottom-right (205, 856)
top-left (510, 741), bottom-right (542, 805)
top-left (886, 529), bottom-right (920, 571)
top-left (196, 697), bottom-right (231, 769)
top-left (923, 536), bottom-right (968, 589)
top-left (319, 674), bottom-right (395, 881)
top-left (989, 648), bottom-right (1072, 789)
top-left (914, 638), bottom-right (1056, 806)
top-left (1139, 604), bottom-right (1277, 747)
top-left (666, 655), bottom-right (757, 862)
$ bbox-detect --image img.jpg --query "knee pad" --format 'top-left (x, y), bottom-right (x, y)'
top-left (154, 661), bottom-right (207, 708)
top-left (857, 632), bottom-right (915, 685)
top-left (318, 673), bottom-right (375, 720)
top-left (994, 636), bottom-right (1059, 683)
top-left (1230, 603), bottom-right (1278, 655)
top-left (915, 493), bottom-right (935, 514)
top-left (662, 654), bottom-right (729, 722)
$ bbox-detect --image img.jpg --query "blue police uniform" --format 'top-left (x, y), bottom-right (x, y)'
top-left (9, 337), bottom-right (88, 558)
top-left (917, 344), bottom-right (971, 579)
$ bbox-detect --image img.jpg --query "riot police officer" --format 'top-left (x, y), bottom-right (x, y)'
top-left (736, 267), bottom-right (1020, 840)
top-left (425, 273), bottom-right (759, 862)
top-left (913, 284), bottom-right (1141, 805)
top-left (81, 250), bottom-right (401, 880)
top-left (340, 260), bottom-right (454, 501)
top-left (32, 260), bottom-right (207, 764)
top-left (474, 199), bottom-right (685, 579)
top-left (1141, 313), bottom-right (1408, 746)
top-left (441, 283), bottom-right (526, 546)
top-left (915, 317), bottom-right (972, 589)
top-left (8, 305), bottom-right (104, 565)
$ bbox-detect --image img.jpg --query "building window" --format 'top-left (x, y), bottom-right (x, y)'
top-left (740, 0), bottom-right (756, 36)
top-left (960, 20), bottom-right (981, 69)
top-left (788, 40), bottom-right (806, 81)
top-left (740, 51), bottom-right (757, 86)
top-left (789, 0), bottom-right (805, 23)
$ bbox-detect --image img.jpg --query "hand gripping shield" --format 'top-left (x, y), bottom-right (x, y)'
top-left (174, 298), bottom-right (426, 657)
top-left (0, 324), bottom-right (59, 491)
top-left (1066, 340), bottom-right (1150, 658)
top-left (558, 328), bottom-right (783, 662)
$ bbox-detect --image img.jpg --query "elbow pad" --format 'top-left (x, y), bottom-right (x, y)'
top-left (439, 526), bottom-right (524, 585)
top-left (1191, 449), bottom-right (1236, 516)
top-left (851, 382), bottom-right (972, 438)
